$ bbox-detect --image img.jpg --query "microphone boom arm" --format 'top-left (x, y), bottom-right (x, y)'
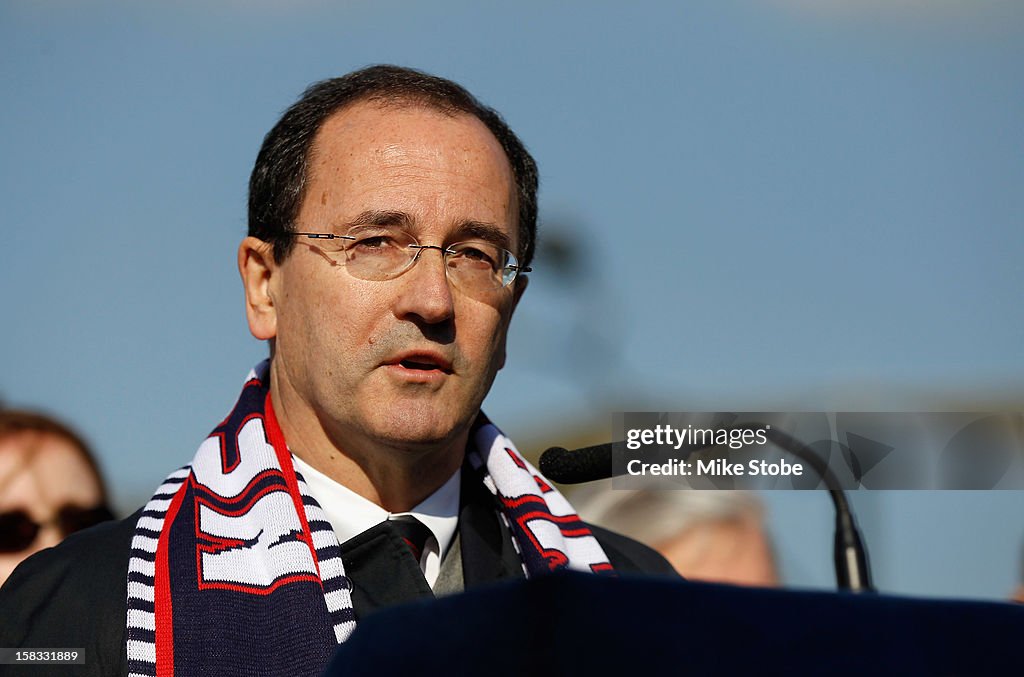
top-left (540, 423), bottom-right (875, 593)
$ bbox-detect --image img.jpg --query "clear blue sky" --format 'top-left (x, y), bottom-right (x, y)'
top-left (2, 0), bottom-right (1022, 600)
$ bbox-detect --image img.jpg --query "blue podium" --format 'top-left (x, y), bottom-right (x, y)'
top-left (323, 572), bottom-right (1022, 676)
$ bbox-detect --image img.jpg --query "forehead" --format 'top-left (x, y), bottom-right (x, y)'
top-left (301, 100), bottom-right (517, 241)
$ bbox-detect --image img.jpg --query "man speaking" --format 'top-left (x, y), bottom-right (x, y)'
top-left (0, 65), bottom-right (672, 676)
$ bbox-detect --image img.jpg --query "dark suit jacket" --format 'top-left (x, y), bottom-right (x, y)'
top-left (0, 470), bottom-right (676, 676)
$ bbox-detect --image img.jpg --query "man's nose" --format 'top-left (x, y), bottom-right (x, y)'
top-left (393, 246), bottom-right (456, 325)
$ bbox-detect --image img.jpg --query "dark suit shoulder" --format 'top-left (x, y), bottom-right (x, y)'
top-left (589, 524), bottom-right (679, 577)
top-left (0, 510), bottom-right (138, 676)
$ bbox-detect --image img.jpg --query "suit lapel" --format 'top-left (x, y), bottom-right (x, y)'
top-left (338, 461), bottom-right (525, 620)
top-left (340, 521), bottom-right (433, 619)
top-left (458, 462), bottom-right (526, 588)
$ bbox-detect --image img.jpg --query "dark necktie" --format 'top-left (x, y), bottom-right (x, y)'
top-left (389, 515), bottom-right (432, 563)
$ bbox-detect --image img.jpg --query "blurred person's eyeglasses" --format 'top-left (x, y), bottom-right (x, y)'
top-left (0, 505), bottom-right (115, 553)
top-left (288, 225), bottom-right (531, 291)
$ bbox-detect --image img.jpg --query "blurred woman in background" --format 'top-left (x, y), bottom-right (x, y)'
top-left (0, 409), bottom-right (114, 586)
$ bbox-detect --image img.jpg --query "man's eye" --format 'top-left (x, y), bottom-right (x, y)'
top-left (457, 246), bottom-right (498, 268)
top-left (351, 236), bottom-right (394, 250)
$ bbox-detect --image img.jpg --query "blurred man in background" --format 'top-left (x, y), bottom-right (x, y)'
top-left (574, 485), bottom-right (779, 587)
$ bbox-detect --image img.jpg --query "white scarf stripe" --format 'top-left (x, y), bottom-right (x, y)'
top-left (127, 609), bottom-right (155, 631)
top-left (126, 582), bottom-right (153, 599)
top-left (126, 477), bottom-right (183, 671)
top-left (131, 536), bottom-right (159, 554)
top-left (135, 516), bottom-right (164, 531)
top-left (295, 473), bottom-right (357, 644)
top-left (127, 559), bottom-right (155, 578)
top-left (125, 467), bottom-right (190, 677)
top-left (127, 640), bottom-right (156, 663)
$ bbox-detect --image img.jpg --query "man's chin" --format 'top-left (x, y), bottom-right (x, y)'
top-left (368, 404), bottom-right (472, 450)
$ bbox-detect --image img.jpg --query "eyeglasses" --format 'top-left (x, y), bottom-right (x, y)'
top-left (0, 505), bottom-right (115, 553)
top-left (288, 225), bottom-right (531, 291)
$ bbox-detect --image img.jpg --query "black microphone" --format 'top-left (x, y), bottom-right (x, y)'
top-left (538, 443), bottom-right (613, 484)
top-left (541, 425), bottom-right (875, 593)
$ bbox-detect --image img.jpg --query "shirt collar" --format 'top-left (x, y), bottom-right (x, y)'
top-left (291, 454), bottom-right (460, 558)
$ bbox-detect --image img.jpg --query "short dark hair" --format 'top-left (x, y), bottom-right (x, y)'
top-left (248, 64), bottom-right (538, 268)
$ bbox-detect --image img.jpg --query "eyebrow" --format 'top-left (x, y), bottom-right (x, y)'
top-left (455, 221), bottom-right (514, 252)
top-left (348, 210), bottom-right (414, 229)
top-left (343, 210), bottom-right (514, 251)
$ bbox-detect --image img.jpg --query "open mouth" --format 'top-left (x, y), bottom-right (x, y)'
top-left (401, 359), bottom-right (443, 371)
top-left (390, 353), bottom-right (453, 374)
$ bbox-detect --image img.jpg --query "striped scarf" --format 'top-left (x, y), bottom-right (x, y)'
top-left (126, 361), bottom-right (612, 677)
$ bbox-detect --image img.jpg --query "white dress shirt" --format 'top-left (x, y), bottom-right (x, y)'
top-left (292, 455), bottom-right (460, 588)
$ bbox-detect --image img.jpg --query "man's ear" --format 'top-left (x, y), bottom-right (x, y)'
top-left (238, 237), bottom-right (278, 341)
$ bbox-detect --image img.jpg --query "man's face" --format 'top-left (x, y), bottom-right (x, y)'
top-left (254, 101), bottom-right (524, 454)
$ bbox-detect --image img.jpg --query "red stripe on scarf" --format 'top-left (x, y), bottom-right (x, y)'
top-left (155, 480), bottom-right (189, 677)
top-left (264, 392), bottom-right (322, 579)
